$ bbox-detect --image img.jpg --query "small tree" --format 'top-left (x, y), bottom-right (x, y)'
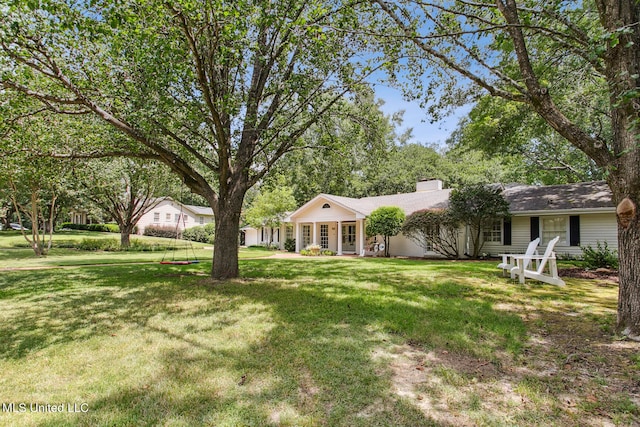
top-left (402, 209), bottom-right (461, 259)
top-left (366, 206), bottom-right (405, 257)
top-left (0, 155), bottom-right (67, 256)
top-left (244, 185), bottom-right (297, 249)
top-left (75, 158), bottom-right (176, 248)
top-left (448, 185), bottom-right (510, 259)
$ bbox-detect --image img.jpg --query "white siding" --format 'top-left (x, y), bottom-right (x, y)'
top-left (578, 213), bottom-right (618, 250)
top-left (290, 199), bottom-right (359, 223)
top-left (137, 200), bottom-right (214, 234)
top-left (389, 234), bottom-right (425, 257)
top-left (243, 228), bottom-right (259, 246)
top-left (483, 217), bottom-right (531, 256)
top-left (481, 213), bottom-right (617, 258)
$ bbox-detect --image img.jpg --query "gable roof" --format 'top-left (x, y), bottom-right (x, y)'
top-left (153, 197), bottom-right (214, 216)
top-left (288, 181), bottom-right (614, 222)
top-left (184, 204), bottom-right (214, 216)
top-left (290, 189), bottom-right (452, 219)
top-left (502, 181), bottom-right (614, 213)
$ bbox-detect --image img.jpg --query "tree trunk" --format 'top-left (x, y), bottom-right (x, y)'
top-left (120, 226), bottom-right (133, 249)
top-left (212, 208), bottom-right (242, 279)
top-left (616, 210), bottom-right (640, 340)
top-left (211, 184), bottom-right (246, 280)
top-left (596, 0), bottom-right (640, 340)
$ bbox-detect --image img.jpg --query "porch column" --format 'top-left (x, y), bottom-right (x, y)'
top-left (359, 219), bottom-right (365, 256)
top-left (337, 221), bottom-right (343, 255)
top-left (295, 222), bottom-right (300, 253)
top-left (313, 222), bottom-right (317, 245)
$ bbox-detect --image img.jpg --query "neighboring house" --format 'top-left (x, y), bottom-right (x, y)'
top-left (136, 198), bottom-right (214, 235)
top-left (246, 179), bottom-right (617, 258)
top-left (69, 209), bottom-right (90, 225)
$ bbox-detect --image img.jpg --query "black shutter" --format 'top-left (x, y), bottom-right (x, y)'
top-left (530, 217), bottom-right (540, 240)
top-left (503, 219), bottom-right (512, 245)
top-left (570, 216), bottom-right (580, 246)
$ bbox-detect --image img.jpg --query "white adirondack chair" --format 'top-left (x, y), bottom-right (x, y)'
top-left (512, 236), bottom-right (565, 286)
top-left (498, 238), bottom-right (540, 279)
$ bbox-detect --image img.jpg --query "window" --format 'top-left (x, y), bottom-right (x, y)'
top-left (165, 213), bottom-right (171, 221)
top-left (199, 216), bottom-right (204, 224)
top-left (542, 216), bottom-right (567, 245)
top-left (322, 203), bottom-right (331, 209)
top-left (320, 224), bottom-right (329, 249)
top-left (302, 225), bottom-right (311, 248)
top-left (175, 213), bottom-right (181, 223)
top-left (153, 212), bottom-right (160, 222)
top-left (286, 225), bottom-right (293, 241)
top-left (424, 224), bottom-right (439, 252)
top-left (483, 219), bottom-right (502, 243)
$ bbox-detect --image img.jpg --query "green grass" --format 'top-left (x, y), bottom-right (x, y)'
top-left (0, 244), bottom-right (636, 426)
top-left (0, 231), bottom-right (273, 269)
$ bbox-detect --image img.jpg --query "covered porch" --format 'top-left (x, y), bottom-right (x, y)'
top-left (291, 220), bottom-right (366, 255)
top-left (287, 194), bottom-right (368, 255)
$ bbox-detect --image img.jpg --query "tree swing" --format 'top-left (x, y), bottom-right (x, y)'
top-left (160, 199), bottom-right (200, 265)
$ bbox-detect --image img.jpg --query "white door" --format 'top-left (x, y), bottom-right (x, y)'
top-left (342, 224), bottom-right (356, 252)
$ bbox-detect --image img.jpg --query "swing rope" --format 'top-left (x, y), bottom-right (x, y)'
top-left (160, 193), bottom-right (200, 265)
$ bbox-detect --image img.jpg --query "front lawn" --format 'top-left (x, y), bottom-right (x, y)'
top-left (0, 257), bottom-right (637, 426)
top-left (0, 231), bottom-right (273, 269)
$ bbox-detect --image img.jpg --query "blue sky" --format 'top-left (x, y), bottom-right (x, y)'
top-left (373, 84), bottom-right (472, 148)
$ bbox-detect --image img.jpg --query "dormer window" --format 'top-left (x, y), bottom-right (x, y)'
top-left (322, 203), bottom-right (331, 209)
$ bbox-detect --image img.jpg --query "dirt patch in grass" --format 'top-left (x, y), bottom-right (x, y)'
top-left (382, 275), bottom-right (639, 426)
top-left (559, 267), bottom-right (619, 284)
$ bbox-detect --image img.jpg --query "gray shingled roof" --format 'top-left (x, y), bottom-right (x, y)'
top-left (321, 189), bottom-right (452, 216)
top-left (502, 181), bottom-right (613, 212)
top-left (184, 204), bottom-right (214, 215)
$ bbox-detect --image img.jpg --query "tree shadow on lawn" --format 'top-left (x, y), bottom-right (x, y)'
top-left (238, 258), bottom-right (639, 425)
top-left (0, 259), bottom-right (527, 426)
top-left (0, 265), bottom-right (204, 360)
top-left (74, 266), bottom-right (522, 426)
top-left (9, 257), bottom-right (630, 426)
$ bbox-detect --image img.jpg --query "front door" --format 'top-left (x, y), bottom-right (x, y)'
top-left (342, 224), bottom-right (356, 252)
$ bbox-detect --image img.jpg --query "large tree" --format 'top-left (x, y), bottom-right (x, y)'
top-left (450, 95), bottom-right (604, 185)
top-left (0, 0), bottom-right (384, 279)
top-left (373, 0), bottom-right (640, 339)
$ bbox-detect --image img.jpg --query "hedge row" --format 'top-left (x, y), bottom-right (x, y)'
top-left (60, 222), bottom-right (122, 233)
top-left (143, 225), bottom-right (179, 239)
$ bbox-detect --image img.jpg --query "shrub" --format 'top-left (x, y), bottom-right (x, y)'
top-left (143, 225), bottom-right (179, 239)
top-left (60, 222), bottom-right (89, 231)
top-left (581, 241), bottom-right (619, 269)
top-left (127, 239), bottom-right (174, 252)
top-left (321, 250), bottom-right (336, 256)
top-left (59, 223), bottom-right (122, 233)
top-left (78, 238), bottom-right (120, 251)
top-left (307, 244), bottom-right (321, 256)
top-left (183, 225), bottom-right (214, 243)
top-left (284, 238), bottom-right (296, 252)
top-left (401, 209), bottom-right (461, 259)
top-left (88, 223), bottom-right (120, 233)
